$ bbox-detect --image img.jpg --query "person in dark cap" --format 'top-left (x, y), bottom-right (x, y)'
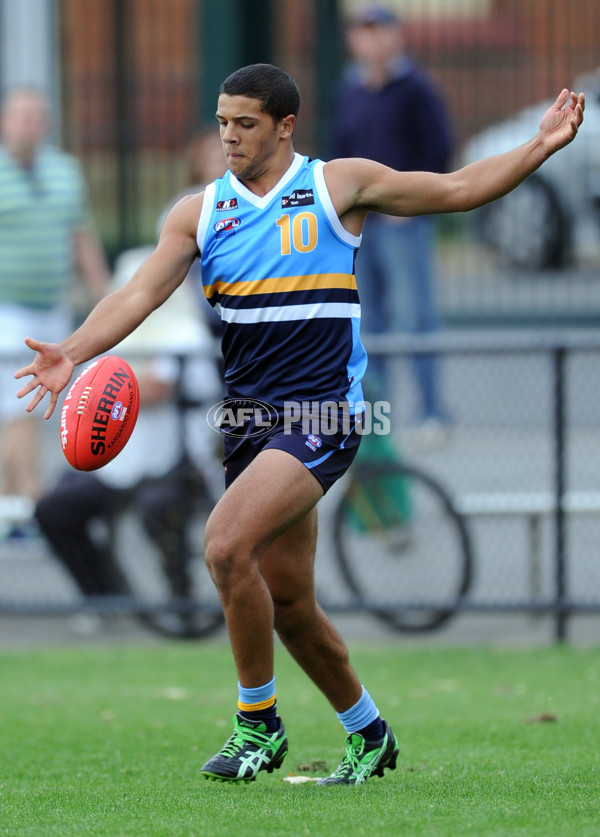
top-left (333, 5), bottom-right (453, 447)
top-left (351, 3), bottom-right (399, 25)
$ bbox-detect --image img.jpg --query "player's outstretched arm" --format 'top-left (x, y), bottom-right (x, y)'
top-left (445, 88), bottom-right (586, 213)
top-left (14, 275), bottom-right (170, 420)
top-left (329, 89), bottom-right (585, 223)
top-left (15, 193), bottom-right (204, 419)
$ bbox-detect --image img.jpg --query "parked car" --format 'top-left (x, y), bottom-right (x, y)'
top-left (460, 68), bottom-right (600, 270)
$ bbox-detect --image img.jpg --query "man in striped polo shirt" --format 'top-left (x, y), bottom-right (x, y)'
top-left (0, 87), bottom-right (110, 500)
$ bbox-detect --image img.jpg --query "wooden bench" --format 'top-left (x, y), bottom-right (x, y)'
top-left (456, 491), bottom-right (600, 599)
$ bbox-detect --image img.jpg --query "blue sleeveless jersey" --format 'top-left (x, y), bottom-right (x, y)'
top-left (197, 154), bottom-right (366, 410)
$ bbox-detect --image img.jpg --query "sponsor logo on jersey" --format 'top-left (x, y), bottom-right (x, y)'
top-left (213, 216), bottom-right (241, 237)
top-left (281, 189), bottom-right (314, 207)
top-left (305, 433), bottom-right (323, 451)
top-left (216, 198), bottom-right (238, 211)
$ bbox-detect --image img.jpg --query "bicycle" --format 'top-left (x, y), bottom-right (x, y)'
top-left (332, 449), bottom-right (474, 633)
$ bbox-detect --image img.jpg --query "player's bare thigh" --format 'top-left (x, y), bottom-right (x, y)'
top-left (260, 505), bottom-right (319, 607)
top-left (204, 447), bottom-right (324, 562)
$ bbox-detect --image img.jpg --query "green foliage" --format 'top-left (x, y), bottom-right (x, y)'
top-left (1, 642), bottom-right (599, 836)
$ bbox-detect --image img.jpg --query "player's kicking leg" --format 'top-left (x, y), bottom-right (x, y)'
top-left (200, 449), bottom-right (323, 782)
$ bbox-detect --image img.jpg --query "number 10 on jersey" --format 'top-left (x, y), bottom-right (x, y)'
top-left (277, 212), bottom-right (318, 254)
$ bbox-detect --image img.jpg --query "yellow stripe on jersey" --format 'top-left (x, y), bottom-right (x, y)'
top-left (204, 272), bottom-right (357, 300)
top-left (237, 694), bottom-right (277, 712)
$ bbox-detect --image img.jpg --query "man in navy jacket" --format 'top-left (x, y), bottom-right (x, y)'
top-left (332, 5), bottom-right (453, 445)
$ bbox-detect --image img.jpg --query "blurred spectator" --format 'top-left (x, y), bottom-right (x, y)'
top-left (158, 126), bottom-right (229, 227)
top-left (157, 127), bottom-right (227, 344)
top-left (332, 5), bottom-right (453, 446)
top-left (35, 248), bottom-right (222, 610)
top-left (0, 87), bottom-right (110, 499)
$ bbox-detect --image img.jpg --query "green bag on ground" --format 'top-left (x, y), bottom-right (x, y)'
top-left (346, 433), bottom-right (413, 532)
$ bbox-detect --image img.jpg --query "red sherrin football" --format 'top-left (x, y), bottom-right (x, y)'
top-left (60, 355), bottom-right (140, 471)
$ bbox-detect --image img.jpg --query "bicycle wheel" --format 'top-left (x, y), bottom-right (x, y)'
top-left (113, 501), bottom-right (225, 640)
top-left (333, 460), bottom-right (473, 632)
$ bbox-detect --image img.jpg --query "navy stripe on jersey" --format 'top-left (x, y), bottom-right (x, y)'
top-left (222, 319), bottom-right (357, 405)
top-left (212, 286), bottom-right (359, 311)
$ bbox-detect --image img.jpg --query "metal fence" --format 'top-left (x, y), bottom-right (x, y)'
top-left (359, 331), bottom-right (600, 641)
top-left (2, 332), bottom-right (600, 641)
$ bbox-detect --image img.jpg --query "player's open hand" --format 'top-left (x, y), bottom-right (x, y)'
top-left (539, 89), bottom-right (585, 154)
top-left (14, 337), bottom-right (75, 419)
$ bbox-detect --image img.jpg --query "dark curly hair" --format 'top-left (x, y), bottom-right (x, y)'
top-left (220, 64), bottom-right (300, 123)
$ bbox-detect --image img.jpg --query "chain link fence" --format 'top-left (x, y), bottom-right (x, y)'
top-left (2, 334), bottom-right (600, 641)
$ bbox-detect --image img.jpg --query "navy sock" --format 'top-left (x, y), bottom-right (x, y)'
top-left (238, 677), bottom-right (278, 732)
top-left (239, 706), bottom-right (278, 731)
top-left (359, 716), bottom-right (385, 743)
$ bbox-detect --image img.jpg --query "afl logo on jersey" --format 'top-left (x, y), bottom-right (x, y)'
top-left (214, 217), bottom-right (241, 237)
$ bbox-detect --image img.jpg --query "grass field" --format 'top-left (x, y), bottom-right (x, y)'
top-left (1, 640), bottom-right (600, 836)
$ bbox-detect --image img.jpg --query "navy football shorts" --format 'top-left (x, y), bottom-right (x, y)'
top-left (221, 404), bottom-right (363, 493)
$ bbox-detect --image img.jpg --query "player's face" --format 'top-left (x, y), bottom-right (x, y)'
top-left (216, 94), bottom-right (284, 182)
